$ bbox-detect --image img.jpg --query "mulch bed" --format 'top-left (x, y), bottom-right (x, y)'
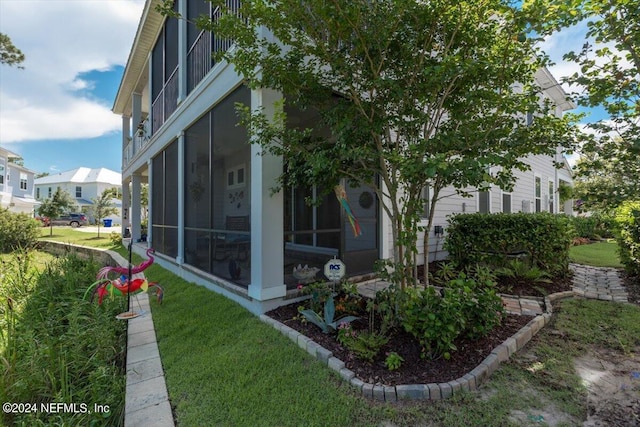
top-left (266, 263), bottom-right (606, 387)
top-left (267, 302), bottom-right (532, 386)
top-left (623, 274), bottom-right (640, 305)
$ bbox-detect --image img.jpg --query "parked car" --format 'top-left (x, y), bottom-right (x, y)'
top-left (50, 213), bottom-right (88, 227)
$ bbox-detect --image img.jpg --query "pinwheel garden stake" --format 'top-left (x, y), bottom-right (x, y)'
top-left (334, 184), bottom-right (362, 237)
top-left (85, 242), bottom-right (163, 319)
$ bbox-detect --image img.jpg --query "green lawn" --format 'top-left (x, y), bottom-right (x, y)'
top-left (38, 226), bottom-right (121, 249)
top-left (569, 241), bottom-right (623, 268)
top-left (34, 231), bottom-right (640, 426)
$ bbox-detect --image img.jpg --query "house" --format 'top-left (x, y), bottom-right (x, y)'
top-left (113, 0), bottom-right (574, 314)
top-left (420, 68), bottom-right (576, 262)
top-left (34, 167), bottom-right (123, 224)
top-left (0, 147), bottom-right (39, 215)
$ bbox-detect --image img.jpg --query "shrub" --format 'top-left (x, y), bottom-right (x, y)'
top-left (445, 212), bottom-right (571, 275)
top-left (0, 208), bottom-right (41, 253)
top-left (110, 231), bottom-right (123, 246)
top-left (400, 271), bottom-right (504, 360)
top-left (568, 214), bottom-right (615, 240)
top-left (336, 324), bottom-right (388, 362)
top-left (615, 201), bottom-right (640, 276)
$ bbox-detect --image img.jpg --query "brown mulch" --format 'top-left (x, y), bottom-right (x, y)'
top-left (623, 274), bottom-right (640, 305)
top-left (495, 275), bottom-right (573, 297)
top-left (267, 302), bottom-right (532, 386)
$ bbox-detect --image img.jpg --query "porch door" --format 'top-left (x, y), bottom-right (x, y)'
top-left (341, 182), bottom-right (379, 276)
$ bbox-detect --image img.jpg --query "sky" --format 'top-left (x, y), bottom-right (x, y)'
top-left (0, 0), bottom-right (145, 175)
top-left (0, 0), bottom-right (601, 176)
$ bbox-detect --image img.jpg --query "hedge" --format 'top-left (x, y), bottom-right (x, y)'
top-left (0, 208), bottom-right (41, 253)
top-left (444, 212), bottom-right (571, 275)
top-left (615, 201), bottom-right (640, 276)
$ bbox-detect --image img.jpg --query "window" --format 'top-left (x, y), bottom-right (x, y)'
top-left (48, 187), bottom-right (52, 198)
top-left (422, 186), bottom-right (430, 219)
top-left (226, 165), bottom-right (246, 189)
top-left (0, 164), bottom-right (4, 185)
top-left (76, 186), bottom-right (82, 198)
top-left (19, 173), bottom-right (27, 190)
top-left (548, 180), bottom-right (554, 213)
top-left (502, 192), bottom-right (512, 213)
top-left (36, 188), bottom-right (40, 199)
top-left (535, 176), bottom-right (541, 212)
top-left (478, 191), bottom-right (490, 213)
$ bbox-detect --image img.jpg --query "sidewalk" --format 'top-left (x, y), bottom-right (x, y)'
top-left (74, 225), bottom-right (122, 234)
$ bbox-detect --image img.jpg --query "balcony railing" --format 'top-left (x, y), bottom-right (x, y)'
top-left (187, 0), bottom-right (242, 94)
top-left (150, 1), bottom-right (243, 135)
top-left (123, 140), bottom-right (134, 168)
top-left (134, 117), bottom-right (151, 150)
top-left (151, 66), bottom-right (179, 135)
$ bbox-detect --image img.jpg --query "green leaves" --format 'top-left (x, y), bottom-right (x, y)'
top-left (399, 271), bottom-right (504, 360)
top-left (615, 201), bottom-right (640, 276)
top-left (445, 213), bottom-right (571, 275)
top-left (299, 295), bottom-right (358, 334)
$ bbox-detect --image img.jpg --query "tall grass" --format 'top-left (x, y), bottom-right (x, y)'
top-left (0, 251), bottom-right (127, 426)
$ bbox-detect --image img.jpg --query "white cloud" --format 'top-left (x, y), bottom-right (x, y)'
top-left (0, 0), bottom-right (145, 143)
top-left (538, 22), bottom-right (588, 94)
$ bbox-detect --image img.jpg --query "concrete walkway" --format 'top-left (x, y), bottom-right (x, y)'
top-left (124, 293), bottom-right (174, 427)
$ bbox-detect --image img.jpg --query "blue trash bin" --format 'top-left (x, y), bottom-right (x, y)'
top-left (103, 219), bottom-right (112, 227)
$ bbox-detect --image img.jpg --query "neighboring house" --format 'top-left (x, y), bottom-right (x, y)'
top-left (34, 167), bottom-right (123, 224)
top-left (113, 0), bottom-right (574, 315)
top-left (419, 68), bottom-right (575, 262)
top-left (0, 147), bottom-right (39, 215)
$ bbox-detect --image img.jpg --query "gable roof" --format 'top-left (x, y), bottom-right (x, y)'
top-left (34, 167), bottom-right (122, 186)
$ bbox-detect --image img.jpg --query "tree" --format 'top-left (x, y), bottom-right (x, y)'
top-left (572, 137), bottom-right (640, 212)
top-left (103, 186), bottom-right (122, 200)
top-left (37, 188), bottom-right (75, 236)
top-left (541, 0), bottom-right (640, 208)
top-left (0, 33), bottom-right (25, 68)
top-left (35, 172), bottom-right (50, 179)
top-left (161, 0), bottom-right (577, 287)
top-left (8, 157), bottom-right (24, 167)
top-left (92, 190), bottom-right (119, 238)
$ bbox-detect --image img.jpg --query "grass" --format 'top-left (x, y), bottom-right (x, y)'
top-left (33, 230), bottom-right (640, 425)
top-left (569, 241), bottom-right (623, 268)
top-left (38, 226), bottom-right (122, 249)
top-left (0, 251), bottom-right (127, 426)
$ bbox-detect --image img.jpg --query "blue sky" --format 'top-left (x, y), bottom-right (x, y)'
top-left (0, 0), bottom-right (144, 175)
top-left (0, 0), bottom-right (599, 175)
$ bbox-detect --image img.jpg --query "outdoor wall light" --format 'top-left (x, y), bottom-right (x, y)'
top-left (434, 225), bottom-right (444, 237)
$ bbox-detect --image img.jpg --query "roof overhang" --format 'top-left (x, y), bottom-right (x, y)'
top-left (112, 0), bottom-right (165, 117)
top-left (536, 67), bottom-right (577, 112)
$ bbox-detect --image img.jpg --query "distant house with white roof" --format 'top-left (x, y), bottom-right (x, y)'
top-left (34, 167), bottom-right (123, 224)
top-left (0, 147), bottom-right (39, 215)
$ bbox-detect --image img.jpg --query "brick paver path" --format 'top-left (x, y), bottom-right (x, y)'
top-left (570, 263), bottom-right (628, 303)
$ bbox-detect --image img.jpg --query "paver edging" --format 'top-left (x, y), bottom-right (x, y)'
top-left (259, 289), bottom-right (580, 401)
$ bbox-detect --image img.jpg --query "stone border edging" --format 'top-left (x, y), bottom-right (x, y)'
top-left (259, 290), bottom-right (576, 402)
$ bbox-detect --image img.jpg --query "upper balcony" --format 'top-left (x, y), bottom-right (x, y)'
top-left (114, 0), bottom-right (243, 171)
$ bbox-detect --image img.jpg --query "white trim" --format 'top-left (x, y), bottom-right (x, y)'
top-left (501, 190), bottom-right (512, 213)
top-left (534, 173), bottom-right (542, 213)
top-left (477, 189), bottom-right (491, 213)
top-left (548, 178), bottom-right (555, 213)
